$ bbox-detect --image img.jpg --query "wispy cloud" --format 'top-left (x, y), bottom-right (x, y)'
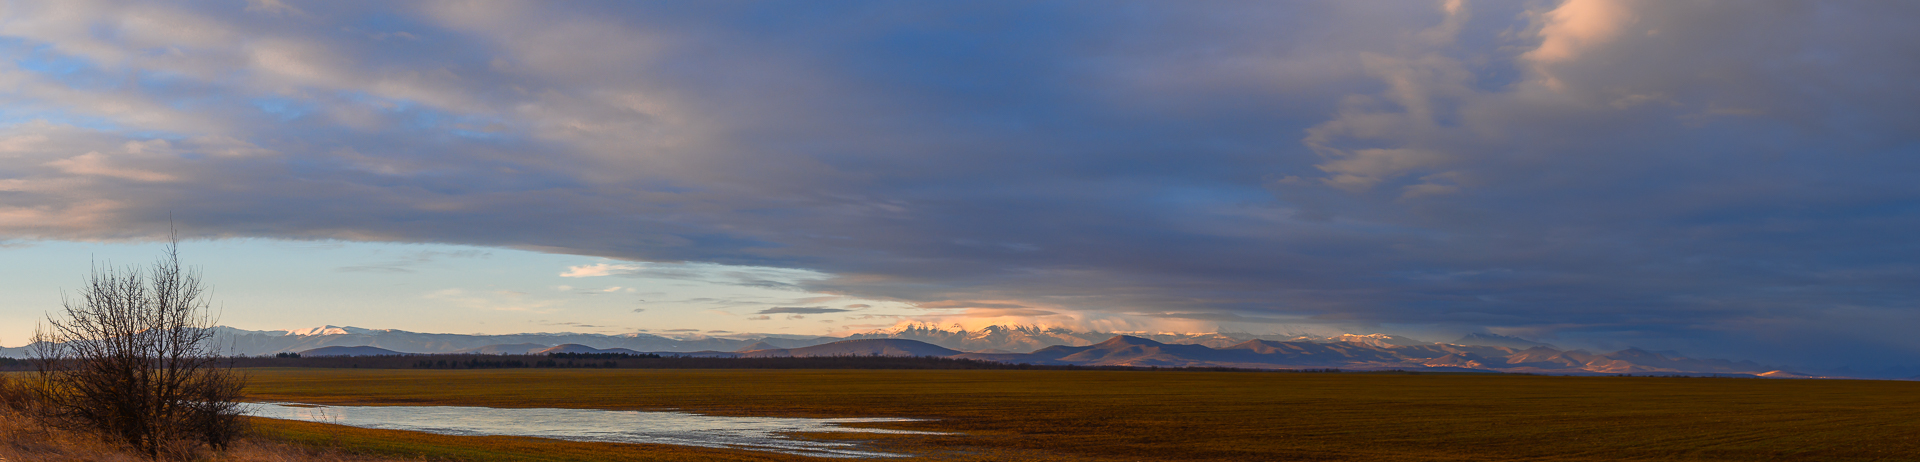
top-left (960, 308), bottom-right (1060, 318)
top-left (423, 288), bottom-right (560, 313)
top-left (757, 306), bottom-right (850, 315)
top-left (561, 263), bottom-right (638, 278)
top-left (337, 249), bottom-right (490, 273)
top-left (335, 265), bottom-right (412, 274)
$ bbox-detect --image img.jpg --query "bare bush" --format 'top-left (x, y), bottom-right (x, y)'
top-left (27, 237), bottom-right (246, 459)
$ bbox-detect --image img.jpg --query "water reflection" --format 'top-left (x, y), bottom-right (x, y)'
top-left (242, 402), bottom-right (946, 458)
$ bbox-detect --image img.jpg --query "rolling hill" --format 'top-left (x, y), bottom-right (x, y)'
top-left (533, 344), bottom-right (645, 355)
top-left (297, 346), bottom-right (407, 357)
top-left (953, 335), bottom-right (1781, 375)
top-left (738, 339), bottom-right (962, 358)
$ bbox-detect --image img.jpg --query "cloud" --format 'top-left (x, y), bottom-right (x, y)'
top-left (335, 265), bottom-right (412, 274)
top-left (961, 308), bottom-right (1059, 318)
top-left (1523, 0), bottom-right (1637, 89)
top-left (0, 1), bottom-right (1917, 371)
top-left (630, 308), bottom-right (645, 313)
top-left (757, 306), bottom-right (850, 315)
top-left (917, 301), bottom-right (1027, 309)
top-left (244, 0), bottom-right (306, 17)
top-left (422, 288), bottom-right (559, 313)
top-left (559, 261), bottom-right (825, 292)
top-left (1144, 312), bottom-right (1296, 324)
top-left (561, 263), bottom-right (638, 278)
top-left (45, 152), bottom-right (177, 182)
top-left (746, 315), bottom-right (770, 321)
top-left (337, 249), bottom-right (491, 273)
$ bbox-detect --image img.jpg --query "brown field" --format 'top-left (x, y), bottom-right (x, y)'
top-left (234, 368), bottom-right (1920, 462)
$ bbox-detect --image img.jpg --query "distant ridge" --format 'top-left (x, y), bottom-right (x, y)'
top-left (195, 324), bottom-right (1255, 357)
top-left (533, 344), bottom-right (644, 355)
top-left (274, 335), bottom-right (1793, 376)
top-left (735, 341), bottom-right (777, 352)
top-left (281, 325), bottom-right (381, 336)
top-left (1009, 335), bottom-right (1230, 367)
top-left (73, 324), bottom-right (1855, 377)
top-left (298, 345), bottom-right (407, 357)
top-left (739, 339), bottom-right (961, 358)
top-left (953, 335), bottom-right (1785, 376)
top-left (199, 326), bottom-right (841, 357)
top-left (454, 343), bottom-right (551, 355)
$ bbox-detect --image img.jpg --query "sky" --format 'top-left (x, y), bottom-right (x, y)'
top-left (0, 0), bottom-right (1916, 372)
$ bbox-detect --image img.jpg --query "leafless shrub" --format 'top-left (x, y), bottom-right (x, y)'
top-left (26, 236), bottom-right (247, 460)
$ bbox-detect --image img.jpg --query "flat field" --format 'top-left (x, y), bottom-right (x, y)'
top-left (242, 368), bottom-right (1920, 461)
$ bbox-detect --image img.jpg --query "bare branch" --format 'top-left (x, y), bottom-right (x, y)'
top-left (26, 235), bottom-right (246, 460)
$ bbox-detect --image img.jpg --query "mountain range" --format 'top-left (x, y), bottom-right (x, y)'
top-left (0, 324), bottom-right (1851, 377)
top-left (954, 335), bottom-right (1781, 375)
top-left (201, 324), bottom-right (1354, 356)
top-left (429, 335), bottom-right (1798, 377)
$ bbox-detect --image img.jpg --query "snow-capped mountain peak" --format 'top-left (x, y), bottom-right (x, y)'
top-left (281, 325), bottom-right (378, 336)
top-left (1324, 333), bottom-right (1428, 348)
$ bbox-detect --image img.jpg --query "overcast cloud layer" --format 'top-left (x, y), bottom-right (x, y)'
top-left (1, 0), bottom-right (1917, 374)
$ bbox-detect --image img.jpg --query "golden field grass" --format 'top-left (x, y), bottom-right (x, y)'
top-left (248, 418), bottom-right (827, 462)
top-left (236, 368), bottom-right (1920, 462)
top-left (0, 411), bottom-right (417, 462)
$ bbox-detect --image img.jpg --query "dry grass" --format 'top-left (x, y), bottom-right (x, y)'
top-left (0, 415), bottom-right (413, 462)
top-left (0, 410), bottom-right (436, 462)
top-left (236, 368), bottom-right (1920, 462)
top-left (11, 369), bottom-right (1920, 461)
top-left (0, 373), bottom-right (428, 462)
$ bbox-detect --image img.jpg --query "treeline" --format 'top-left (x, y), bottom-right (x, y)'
top-left (213, 354), bottom-right (1338, 372)
top-left (410, 358), bottom-right (625, 369)
top-left (549, 352), bottom-right (657, 360)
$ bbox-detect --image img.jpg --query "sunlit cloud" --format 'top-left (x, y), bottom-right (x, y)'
top-left (758, 306), bottom-right (850, 315)
top-left (916, 301), bottom-right (1028, 309)
top-left (560, 263), bottom-right (639, 278)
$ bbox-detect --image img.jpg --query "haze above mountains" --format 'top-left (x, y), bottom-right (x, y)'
top-left (6, 324), bottom-right (1896, 379)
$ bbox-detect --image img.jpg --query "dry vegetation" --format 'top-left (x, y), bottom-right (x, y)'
top-left (237, 368), bottom-right (1920, 462)
top-left (0, 415), bottom-right (421, 462)
top-left (10, 367), bottom-right (1920, 461)
top-left (0, 373), bottom-right (412, 462)
top-left (0, 239), bottom-right (424, 462)
top-left (6, 239), bottom-right (256, 460)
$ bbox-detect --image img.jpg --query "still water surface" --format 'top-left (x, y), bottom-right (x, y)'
top-left (242, 402), bottom-right (947, 458)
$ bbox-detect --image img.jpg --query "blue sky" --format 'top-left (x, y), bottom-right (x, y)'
top-left (0, 240), bottom-right (925, 343)
top-left (1, 0), bottom-right (1917, 372)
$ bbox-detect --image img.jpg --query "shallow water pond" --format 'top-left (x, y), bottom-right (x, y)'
top-left (241, 402), bottom-right (947, 458)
